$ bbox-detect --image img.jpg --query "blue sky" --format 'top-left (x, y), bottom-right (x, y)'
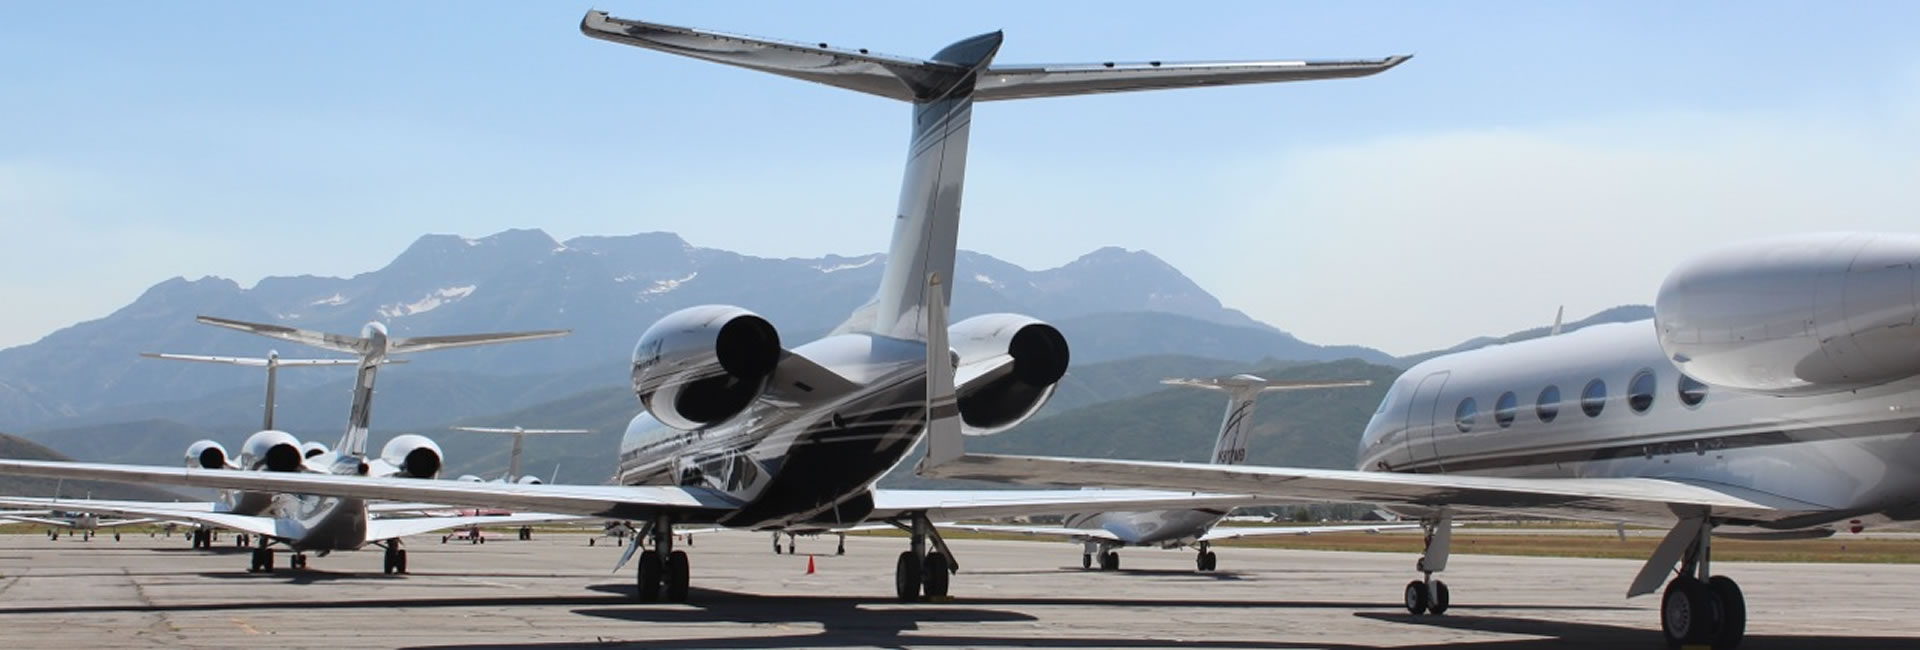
top-left (4, 2), bottom-right (1918, 355)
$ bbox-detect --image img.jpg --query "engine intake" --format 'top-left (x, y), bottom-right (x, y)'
top-left (380, 434), bottom-right (443, 479)
top-left (949, 314), bottom-right (1071, 435)
top-left (1658, 233), bottom-right (1920, 395)
top-left (185, 440), bottom-right (230, 470)
top-left (241, 430), bottom-right (303, 472)
top-left (300, 441), bottom-right (329, 460)
top-left (632, 305), bottom-right (783, 430)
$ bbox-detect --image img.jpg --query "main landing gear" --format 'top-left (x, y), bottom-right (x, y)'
top-left (1641, 516), bottom-right (1745, 649)
top-left (379, 540), bottom-right (409, 574)
top-left (247, 541), bottom-right (277, 573)
top-left (892, 513), bottom-right (956, 601)
top-left (1403, 510), bottom-right (1451, 616)
top-left (1194, 542), bottom-right (1218, 572)
top-left (189, 528), bottom-right (214, 549)
top-left (635, 515), bottom-right (690, 602)
top-left (1083, 541), bottom-right (1120, 571)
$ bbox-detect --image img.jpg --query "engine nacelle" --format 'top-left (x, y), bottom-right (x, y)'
top-left (300, 441), bottom-right (329, 460)
top-left (240, 430), bottom-right (303, 472)
top-left (1657, 233), bottom-right (1920, 395)
top-left (380, 434), bottom-right (443, 479)
top-left (631, 305), bottom-right (783, 431)
top-left (516, 475), bottom-right (545, 485)
top-left (949, 314), bottom-right (1071, 435)
top-left (185, 440), bottom-right (230, 470)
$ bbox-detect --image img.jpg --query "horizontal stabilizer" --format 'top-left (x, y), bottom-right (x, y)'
top-left (197, 316), bottom-right (369, 355)
top-left (451, 427), bottom-right (593, 435)
top-left (390, 330), bottom-right (570, 354)
top-left (581, 11), bottom-right (1407, 104)
top-left (1162, 376), bottom-right (1373, 392)
top-left (139, 352), bottom-right (366, 367)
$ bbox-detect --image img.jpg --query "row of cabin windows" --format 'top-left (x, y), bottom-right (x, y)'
top-left (1453, 370), bottom-right (1709, 433)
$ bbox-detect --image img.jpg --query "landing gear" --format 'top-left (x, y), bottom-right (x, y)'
top-left (891, 512), bottom-right (957, 601)
top-left (189, 528), bottom-right (213, 549)
top-left (381, 541), bottom-right (408, 575)
top-left (836, 533), bottom-right (846, 556)
top-left (1195, 542), bottom-right (1217, 572)
top-left (1650, 517), bottom-right (1745, 649)
top-left (1404, 509), bottom-right (1452, 615)
top-left (248, 547), bottom-right (275, 573)
top-left (1100, 550), bottom-right (1120, 571)
top-left (290, 553), bottom-right (308, 570)
top-left (634, 515), bottom-right (689, 602)
top-left (771, 531), bottom-right (782, 555)
top-left (1082, 553), bottom-right (1092, 569)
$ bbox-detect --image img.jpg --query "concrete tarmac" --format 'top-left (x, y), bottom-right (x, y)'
top-left (0, 531), bottom-right (1914, 649)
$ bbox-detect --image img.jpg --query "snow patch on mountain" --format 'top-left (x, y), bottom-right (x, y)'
top-left (642, 273), bottom-right (697, 296)
top-left (379, 286), bottom-right (477, 318)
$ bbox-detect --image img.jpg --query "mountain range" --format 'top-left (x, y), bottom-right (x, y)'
top-left (0, 229), bottom-right (1389, 432)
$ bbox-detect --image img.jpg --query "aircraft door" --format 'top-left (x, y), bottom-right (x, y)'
top-left (1400, 371), bottom-right (1450, 472)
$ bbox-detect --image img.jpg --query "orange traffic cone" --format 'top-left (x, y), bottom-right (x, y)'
top-left (806, 554), bottom-right (816, 574)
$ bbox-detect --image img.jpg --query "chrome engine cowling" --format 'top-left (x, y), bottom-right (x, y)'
top-left (299, 441), bottom-right (329, 460)
top-left (1657, 233), bottom-right (1920, 395)
top-left (515, 475), bottom-right (545, 485)
top-left (949, 313), bottom-right (1071, 435)
top-left (631, 305), bottom-right (783, 431)
top-left (185, 440), bottom-right (230, 470)
top-left (240, 430), bottom-right (303, 472)
top-left (380, 434), bottom-right (444, 479)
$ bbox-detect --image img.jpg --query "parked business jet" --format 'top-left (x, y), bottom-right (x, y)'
top-left (953, 375), bottom-right (1407, 572)
top-left (448, 426), bottom-right (591, 485)
top-left (0, 11), bottom-right (1407, 603)
top-left (0, 509), bottom-right (156, 540)
top-left (0, 316), bottom-right (579, 573)
top-left (922, 232), bottom-right (1920, 649)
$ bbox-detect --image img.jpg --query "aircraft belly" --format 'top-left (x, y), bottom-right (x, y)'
top-left (283, 496), bottom-right (368, 551)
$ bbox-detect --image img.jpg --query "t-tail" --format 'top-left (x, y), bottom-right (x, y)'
top-left (580, 11), bottom-right (1408, 342)
top-left (140, 350), bottom-right (360, 431)
top-left (194, 316), bottom-right (568, 462)
top-left (1164, 375), bottom-right (1373, 465)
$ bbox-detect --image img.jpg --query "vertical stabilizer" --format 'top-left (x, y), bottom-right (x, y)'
top-left (578, 11), bottom-right (1407, 342)
top-left (1164, 375), bottom-right (1372, 465)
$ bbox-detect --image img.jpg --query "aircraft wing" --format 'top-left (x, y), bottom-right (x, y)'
top-left (365, 512), bottom-right (593, 542)
top-left (0, 459), bottom-right (741, 522)
top-left (0, 515), bottom-right (78, 527)
top-left (921, 454), bottom-right (1826, 526)
top-left (1198, 522), bottom-right (1420, 542)
top-left (389, 330), bottom-right (569, 354)
top-left (973, 57), bottom-right (1411, 102)
top-left (0, 497), bottom-right (281, 537)
top-left (945, 523), bottom-right (1122, 543)
top-left (868, 489), bottom-right (1266, 522)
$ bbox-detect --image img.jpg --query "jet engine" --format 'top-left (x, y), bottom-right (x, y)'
top-left (185, 440), bottom-right (231, 470)
top-left (1657, 233), bottom-right (1920, 395)
top-left (516, 475), bottom-right (545, 485)
top-left (380, 434), bottom-right (443, 479)
top-left (240, 430), bottom-right (304, 472)
top-left (300, 441), bottom-right (329, 460)
top-left (949, 314), bottom-right (1070, 435)
top-left (631, 305), bottom-right (783, 431)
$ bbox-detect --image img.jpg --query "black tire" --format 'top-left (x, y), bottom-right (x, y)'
top-left (1104, 551), bottom-right (1120, 571)
top-left (1082, 554), bottom-right (1092, 570)
top-left (1404, 580), bottom-right (1430, 615)
top-left (382, 549), bottom-right (394, 574)
top-left (636, 550), bottom-right (662, 602)
top-left (894, 551), bottom-right (922, 602)
top-left (773, 544), bottom-right (782, 555)
top-left (665, 551), bottom-right (691, 602)
top-left (1429, 580), bottom-right (1450, 615)
top-left (922, 552), bottom-right (950, 599)
top-left (1661, 577), bottom-right (1720, 648)
top-left (1708, 576), bottom-right (1745, 650)
top-left (261, 550), bottom-right (275, 574)
top-left (1206, 551), bottom-right (1218, 571)
top-left (249, 549), bottom-right (261, 573)
top-left (395, 550), bottom-right (408, 574)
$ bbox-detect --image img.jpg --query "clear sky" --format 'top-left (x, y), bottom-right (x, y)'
top-left (4, 2), bottom-right (1917, 356)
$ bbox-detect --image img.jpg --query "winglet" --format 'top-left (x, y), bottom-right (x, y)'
top-left (1549, 305), bottom-right (1565, 337)
top-left (919, 272), bottom-right (964, 470)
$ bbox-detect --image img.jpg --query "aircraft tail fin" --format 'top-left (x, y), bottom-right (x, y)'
top-left (1164, 375), bottom-right (1372, 466)
top-left (581, 11), bottom-right (1407, 342)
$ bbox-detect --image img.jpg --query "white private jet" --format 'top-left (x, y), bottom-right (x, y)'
top-left (952, 374), bottom-right (1410, 572)
top-left (447, 425), bottom-right (591, 485)
top-left (0, 11), bottom-right (1407, 603)
top-left (0, 316), bottom-right (580, 574)
top-left (920, 232), bottom-right (1920, 649)
top-left (0, 509), bottom-right (157, 540)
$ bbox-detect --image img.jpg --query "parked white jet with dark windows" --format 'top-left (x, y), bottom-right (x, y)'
top-left (952, 375), bottom-right (1410, 572)
top-left (922, 232), bottom-right (1920, 649)
top-left (0, 10), bottom-right (1407, 603)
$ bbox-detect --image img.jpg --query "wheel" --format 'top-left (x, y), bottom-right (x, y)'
top-left (1404, 580), bottom-right (1431, 615)
top-left (382, 549), bottom-right (394, 574)
top-left (1708, 576), bottom-right (1745, 650)
top-left (773, 543), bottom-right (782, 555)
top-left (922, 552), bottom-right (950, 599)
top-left (394, 550), bottom-right (408, 574)
top-left (786, 544), bottom-right (794, 554)
top-left (894, 551), bottom-right (922, 602)
top-left (248, 549), bottom-right (261, 573)
top-left (1196, 552), bottom-right (1206, 571)
top-left (1428, 580), bottom-right (1450, 615)
top-left (635, 550), bottom-right (662, 602)
top-left (261, 550), bottom-right (275, 574)
top-left (1204, 551), bottom-right (1218, 571)
top-left (665, 551), bottom-right (691, 602)
top-left (836, 543), bottom-right (845, 556)
top-left (1661, 577), bottom-right (1720, 647)
top-left (1102, 551), bottom-right (1120, 571)
top-left (1083, 554), bottom-right (1093, 569)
